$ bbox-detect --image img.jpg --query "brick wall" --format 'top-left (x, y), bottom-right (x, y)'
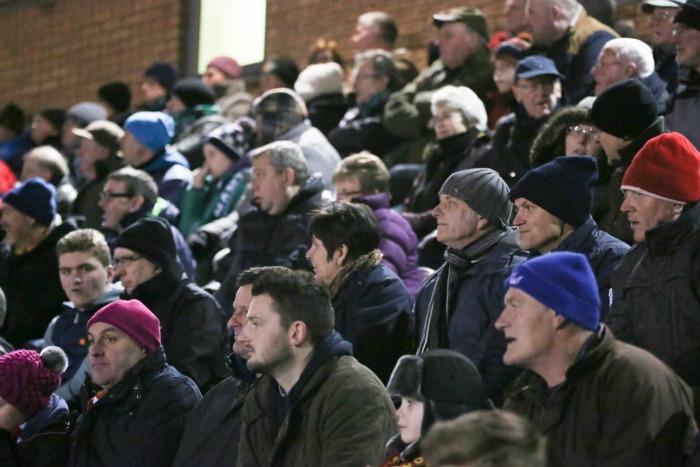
top-left (0, 0), bottom-right (650, 118)
top-left (0, 0), bottom-right (185, 116)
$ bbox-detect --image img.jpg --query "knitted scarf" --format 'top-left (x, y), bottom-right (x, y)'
top-left (328, 249), bottom-right (383, 299)
top-left (416, 228), bottom-right (507, 354)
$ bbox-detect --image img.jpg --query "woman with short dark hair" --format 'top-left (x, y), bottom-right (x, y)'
top-left (307, 202), bottom-right (413, 383)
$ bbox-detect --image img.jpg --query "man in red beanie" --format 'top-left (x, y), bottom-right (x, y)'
top-left (201, 55), bottom-right (253, 121)
top-left (69, 299), bottom-right (201, 467)
top-left (608, 132), bottom-right (700, 423)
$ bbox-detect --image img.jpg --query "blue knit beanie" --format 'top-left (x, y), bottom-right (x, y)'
top-left (124, 111), bottom-right (174, 152)
top-left (3, 177), bottom-right (56, 226)
top-left (509, 156), bottom-right (598, 227)
top-left (504, 252), bottom-right (600, 330)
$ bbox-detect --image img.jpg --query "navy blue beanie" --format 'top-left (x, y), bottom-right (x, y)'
top-left (3, 177), bottom-right (56, 226)
top-left (509, 156), bottom-right (598, 227)
top-left (504, 252), bottom-right (600, 331)
top-left (143, 62), bottom-right (178, 93)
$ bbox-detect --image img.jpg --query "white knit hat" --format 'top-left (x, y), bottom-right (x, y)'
top-left (294, 62), bottom-right (344, 103)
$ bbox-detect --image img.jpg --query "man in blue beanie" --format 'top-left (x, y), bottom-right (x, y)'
top-left (509, 155), bottom-right (629, 318)
top-left (120, 111), bottom-right (192, 208)
top-left (0, 178), bottom-right (76, 347)
top-left (498, 251), bottom-right (697, 466)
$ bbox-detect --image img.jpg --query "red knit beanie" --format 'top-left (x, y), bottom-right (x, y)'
top-left (0, 346), bottom-right (68, 417)
top-left (621, 132), bottom-right (700, 204)
top-left (88, 300), bottom-right (161, 352)
top-left (207, 56), bottom-right (242, 79)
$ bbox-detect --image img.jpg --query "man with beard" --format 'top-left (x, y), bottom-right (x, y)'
top-left (235, 267), bottom-right (396, 466)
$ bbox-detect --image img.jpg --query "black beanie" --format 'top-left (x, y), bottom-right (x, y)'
top-left (589, 78), bottom-right (658, 140)
top-left (115, 217), bottom-right (177, 269)
top-left (144, 62), bottom-right (178, 93)
top-left (509, 155), bottom-right (598, 228)
top-left (38, 108), bottom-right (66, 132)
top-left (98, 82), bottom-right (132, 113)
top-left (172, 78), bottom-right (216, 108)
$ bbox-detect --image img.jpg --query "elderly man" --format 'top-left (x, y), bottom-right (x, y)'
top-left (236, 267), bottom-right (396, 465)
top-left (21, 145), bottom-right (77, 218)
top-left (0, 178), bottom-right (75, 347)
top-left (71, 120), bottom-right (125, 229)
top-left (414, 168), bottom-right (525, 405)
top-left (498, 252), bottom-right (697, 465)
top-left (478, 56), bottom-right (562, 187)
top-left (68, 300), bottom-right (201, 466)
top-left (214, 141), bottom-right (329, 310)
top-left (608, 132), bottom-right (700, 422)
top-left (666, 0), bottom-right (700, 149)
top-left (119, 111), bottom-right (192, 208)
top-left (591, 38), bottom-right (670, 112)
top-left (98, 167), bottom-right (195, 280)
top-left (327, 50), bottom-right (404, 159)
top-left (173, 267), bottom-right (264, 467)
top-left (509, 156), bottom-right (629, 318)
top-left (383, 7), bottom-right (495, 163)
top-left (589, 78), bottom-right (663, 244)
top-left (525, 0), bottom-right (618, 103)
top-left (114, 217), bottom-right (228, 391)
top-left (252, 88), bottom-right (340, 187)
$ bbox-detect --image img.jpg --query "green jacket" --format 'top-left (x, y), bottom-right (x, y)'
top-left (382, 46), bottom-right (495, 163)
top-left (237, 346), bottom-right (397, 466)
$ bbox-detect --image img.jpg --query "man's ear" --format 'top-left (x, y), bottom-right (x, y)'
top-left (476, 216), bottom-right (490, 231)
top-left (128, 195), bottom-right (145, 213)
top-left (288, 321), bottom-right (308, 346)
top-left (283, 167), bottom-right (296, 187)
top-left (623, 63), bottom-right (638, 79)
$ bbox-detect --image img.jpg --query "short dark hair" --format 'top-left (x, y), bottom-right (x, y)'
top-left (251, 267), bottom-right (334, 347)
top-left (309, 203), bottom-right (380, 263)
top-left (56, 229), bottom-right (111, 267)
top-left (237, 266), bottom-right (277, 288)
top-left (333, 151), bottom-right (390, 194)
top-left (422, 410), bottom-right (546, 467)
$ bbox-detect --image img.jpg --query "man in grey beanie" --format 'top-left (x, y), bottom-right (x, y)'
top-left (414, 168), bottom-right (526, 406)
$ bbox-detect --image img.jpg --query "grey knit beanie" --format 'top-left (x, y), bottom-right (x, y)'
top-left (439, 168), bottom-right (512, 229)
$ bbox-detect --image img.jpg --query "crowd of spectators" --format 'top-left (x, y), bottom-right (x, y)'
top-left (2, 1), bottom-right (700, 465)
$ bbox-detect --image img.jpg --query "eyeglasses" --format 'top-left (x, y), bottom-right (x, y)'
top-left (112, 254), bottom-right (143, 267)
top-left (592, 60), bottom-right (623, 70)
top-left (100, 191), bottom-right (133, 200)
top-left (673, 25), bottom-right (692, 36)
top-left (335, 190), bottom-right (364, 200)
top-left (355, 73), bottom-right (380, 81)
top-left (516, 80), bottom-right (557, 92)
top-left (568, 125), bottom-right (599, 142)
top-left (651, 11), bottom-right (676, 23)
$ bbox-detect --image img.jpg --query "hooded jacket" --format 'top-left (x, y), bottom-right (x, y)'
top-left (237, 332), bottom-right (396, 466)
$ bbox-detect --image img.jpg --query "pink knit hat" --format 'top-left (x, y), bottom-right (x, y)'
top-left (88, 300), bottom-right (161, 352)
top-left (622, 132), bottom-right (700, 204)
top-left (207, 56), bottom-right (242, 79)
top-left (0, 346), bottom-right (68, 417)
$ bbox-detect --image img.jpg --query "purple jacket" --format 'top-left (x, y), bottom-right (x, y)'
top-left (354, 193), bottom-right (422, 300)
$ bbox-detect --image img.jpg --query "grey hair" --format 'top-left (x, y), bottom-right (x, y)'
top-left (603, 38), bottom-right (655, 79)
top-left (357, 11), bottom-right (398, 46)
top-left (431, 85), bottom-right (488, 132)
top-left (24, 146), bottom-right (69, 179)
top-left (107, 167), bottom-right (158, 206)
top-left (354, 49), bottom-right (402, 91)
top-left (251, 141), bottom-right (309, 186)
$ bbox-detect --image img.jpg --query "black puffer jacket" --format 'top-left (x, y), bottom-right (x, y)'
top-left (69, 348), bottom-right (201, 467)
